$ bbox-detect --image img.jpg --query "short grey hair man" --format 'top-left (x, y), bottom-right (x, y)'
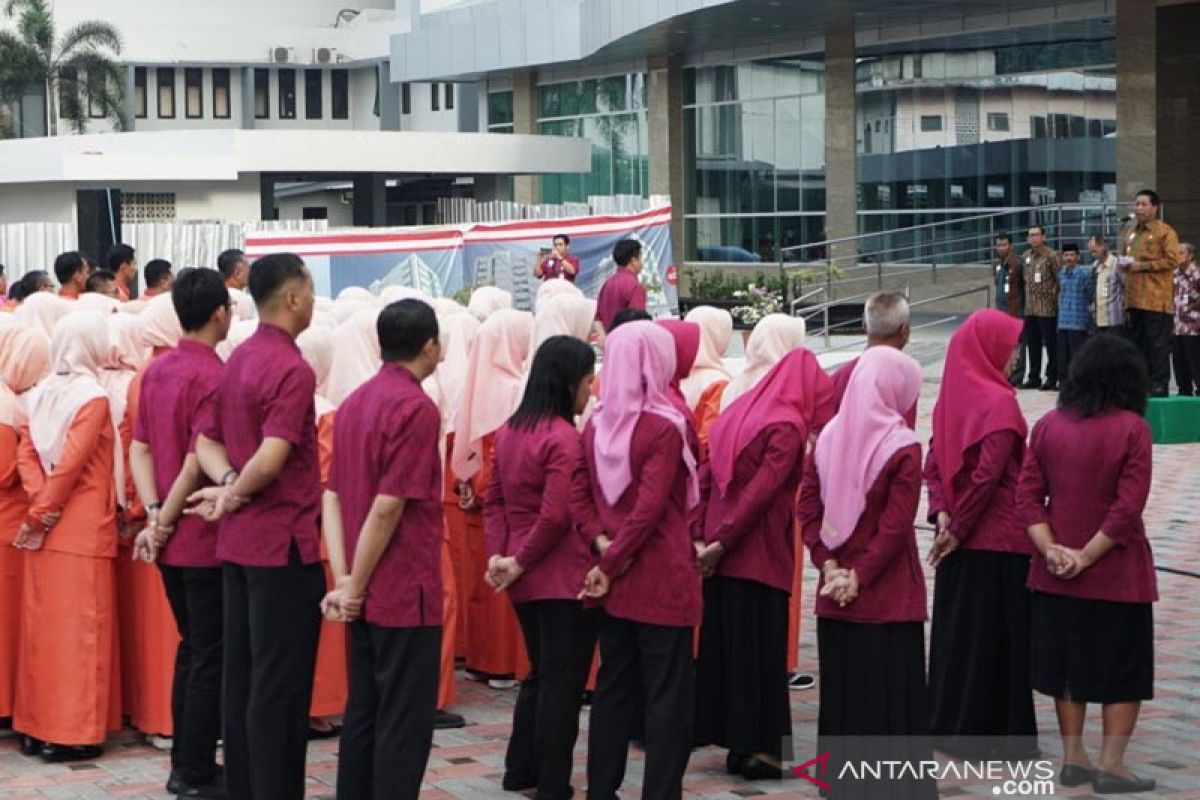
top-left (863, 291), bottom-right (911, 348)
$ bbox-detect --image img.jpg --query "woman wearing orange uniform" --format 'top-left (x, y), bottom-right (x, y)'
top-left (297, 324), bottom-right (349, 730)
top-left (0, 321), bottom-right (51, 721)
top-left (14, 312), bottom-right (121, 761)
top-left (680, 306), bottom-right (733, 456)
top-left (119, 295), bottom-right (184, 738)
top-left (451, 308), bottom-right (534, 683)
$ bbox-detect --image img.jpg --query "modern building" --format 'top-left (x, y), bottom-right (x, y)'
top-left (1, 0), bottom-right (1196, 264)
top-left (385, 0), bottom-right (1197, 263)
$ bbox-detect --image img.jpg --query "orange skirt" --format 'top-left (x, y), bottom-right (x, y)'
top-left (464, 512), bottom-right (528, 679)
top-left (438, 537), bottom-right (458, 709)
top-left (15, 550), bottom-right (119, 745)
top-left (444, 502), bottom-right (471, 659)
top-left (310, 562), bottom-right (349, 718)
top-left (0, 543), bottom-right (21, 717)
top-left (123, 558), bottom-right (180, 736)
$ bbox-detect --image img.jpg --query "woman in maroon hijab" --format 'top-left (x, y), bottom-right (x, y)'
top-left (923, 309), bottom-right (1037, 759)
top-left (694, 349), bottom-right (833, 780)
top-left (1017, 334), bottom-right (1157, 795)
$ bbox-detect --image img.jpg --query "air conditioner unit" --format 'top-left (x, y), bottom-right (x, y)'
top-left (313, 47), bottom-right (337, 64)
top-left (270, 46), bottom-right (296, 64)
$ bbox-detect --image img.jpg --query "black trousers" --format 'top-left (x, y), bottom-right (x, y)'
top-left (159, 565), bottom-right (224, 786)
top-left (1009, 324), bottom-right (1028, 384)
top-left (1096, 324), bottom-right (1126, 338)
top-left (1172, 336), bottom-right (1200, 395)
top-left (337, 623), bottom-right (441, 800)
top-left (1056, 329), bottom-right (1089, 383)
top-left (1128, 309), bottom-right (1174, 395)
top-left (587, 613), bottom-right (693, 800)
top-left (1023, 316), bottom-right (1058, 383)
top-left (222, 549), bottom-right (324, 800)
top-left (507, 601), bottom-right (597, 800)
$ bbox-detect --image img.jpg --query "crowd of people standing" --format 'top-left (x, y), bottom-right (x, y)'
top-left (0, 224), bottom-right (1163, 799)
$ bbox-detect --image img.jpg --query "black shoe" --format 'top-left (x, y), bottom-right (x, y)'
top-left (501, 773), bottom-right (537, 792)
top-left (1059, 764), bottom-right (1095, 787)
top-left (433, 709), bottom-right (466, 729)
top-left (40, 743), bottom-right (102, 763)
top-left (19, 734), bottom-right (44, 757)
top-left (1039, 380), bottom-right (1059, 391)
top-left (726, 751), bottom-right (750, 775)
top-left (1093, 770), bottom-right (1156, 794)
top-left (175, 775), bottom-right (227, 799)
top-left (1019, 380), bottom-right (1041, 390)
top-left (167, 768), bottom-right (183, 794)
top-left (742, 756), bottom-right (784, 781)
top-left (789, 673), bottom-right (815, 691)
top-left (306, 721), bottom-right (341, 740)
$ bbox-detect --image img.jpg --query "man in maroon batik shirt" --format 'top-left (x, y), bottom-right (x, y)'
top-left (595, 238), bottom-right (647, 334)
top-left (320, 299), bottom-right (445, 800)
top-left (535, 233), bottom-right (581, 282)
top-left (129, 267), bottom-right (231, 798)
top-left (188, 252), bottom-right (325, 800)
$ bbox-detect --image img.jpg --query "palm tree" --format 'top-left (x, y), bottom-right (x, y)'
top-left (0, 0), bottom-right (125, 136)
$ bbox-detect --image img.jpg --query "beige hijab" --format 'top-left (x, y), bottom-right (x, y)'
top-left (326, 307), bottom-right (382, 405)
top-left (0, 319), bottom-right (51, 429)
top-left (297, 325), bottom-right (337, 418)
top-left (680, 306), bottom-right (734, 410)
top-left (720, 313), bottom-right (807, 411)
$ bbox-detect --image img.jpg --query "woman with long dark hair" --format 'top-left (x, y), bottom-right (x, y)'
top-left (1017, 334), bottom-right (1157, 794)
top-left (484, 335), bottom-right (600, 800)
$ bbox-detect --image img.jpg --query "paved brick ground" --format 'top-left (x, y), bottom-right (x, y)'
top-left (1, 340), bottom-right (1197, 799)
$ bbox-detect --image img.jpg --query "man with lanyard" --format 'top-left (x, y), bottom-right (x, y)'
top-left (535, 234), bottom-right (580, 282)
top-left (993, 232), bottom-right (1026, 385)
top-left (1019, 225), bottom-right (1061, 391)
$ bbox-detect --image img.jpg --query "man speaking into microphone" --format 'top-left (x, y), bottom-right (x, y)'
top-left (534, 234), bottom-right (580, 282)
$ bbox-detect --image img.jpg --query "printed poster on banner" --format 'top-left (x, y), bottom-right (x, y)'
top-left (242, 207), bottom-right (678, 315)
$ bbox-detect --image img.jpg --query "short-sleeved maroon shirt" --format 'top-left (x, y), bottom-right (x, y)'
top-left (595, 268), bottom-right (647, 331)
top-left (134, 339), bottom-right (223, 568)
top-left (329, 363), bottom-right (444, 628)
top-left (202, 323), bottom-right (322, 567)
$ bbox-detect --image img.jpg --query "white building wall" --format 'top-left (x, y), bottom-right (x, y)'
top-left (0, 185), bottom-right (77, 225)
top-left (275, 192), bottom-right (355, 226)
top-left (401, 82), bottom-right (465, 131)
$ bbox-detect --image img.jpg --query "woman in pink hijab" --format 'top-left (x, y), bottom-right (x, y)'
top-left (680, 306), bottom-right (733, 412)
top-left (695, 348), bottom-right (834, 780)
top-left (14, 312), bottom-right (121, 762)
top-left (655, 319), bottom-right (702, 457)
top-left (922, 309), bottom-right (1035, 759)
top-left (467, 286), bottom-right (513, 322)
top-left (578, 320), bottom-right (700, 800)
top-left (797, 346), bottom-right (935, 800)
top-left (0, 321), bottom-right (51, 722)
top-left (99, 314), bottom-right (149, 427)
top-left (450, 308), bottom-right (534, 684)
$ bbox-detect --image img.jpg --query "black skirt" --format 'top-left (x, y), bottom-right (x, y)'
top-left (694, 575), bottom-right (792, 760)
top-left (928, 549), bottom-right (1038, 758)
top-left (815, 618), bottom-right (937, 800)
top-left (1031, 590), bottom-right (1154, 704)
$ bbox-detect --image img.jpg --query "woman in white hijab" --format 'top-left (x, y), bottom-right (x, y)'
top-left (15, 293), bottom-right (72, 340)
top-left (467, 286), bottom-right (513, 322)
top-left (324, 307), bottom-right (382, 405)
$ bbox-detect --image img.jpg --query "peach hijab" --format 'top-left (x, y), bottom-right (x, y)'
top-left (297, 325), bottom-right (337, 418)
top-left (720, 313), bottom-right (807, 411)
top-left (0, 319), bottom-right (51, 429)
top-left (450, 308), bottom-right (534, 480)
top-left (680, 306), bottom-right (734, 410)
top-left (326, 307), bottom-right (382, 406)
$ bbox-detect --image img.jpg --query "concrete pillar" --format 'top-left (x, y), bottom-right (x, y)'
top-left (511, 69), bottom-right (538, 205)
top-left (824, 2), bottom-right (857, 266)
top-left (1156, 2), bottom-right (1200, 240)
top-left (378, 62), bottom-right (400, 131)
top-left (242, 67), bottom-right (257, 129)
top-left (648, 54), bottom-right (685, 267)
top-left (1115, 0), bottom-right (1156, 209)
top-left (124, 66), bottom-right (136, 131)
top-left (353, 173), bottom-right (388, 227)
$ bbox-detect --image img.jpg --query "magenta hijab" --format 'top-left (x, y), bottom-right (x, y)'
top-left (591, 321), bottom-right (699, 508)
top-left (812, 346), bottom-right (923, 550)
top-left (932, 309), bottom-right (1027, 506)
top-left (708, 348), bottom-right (835, 495)
top-left (655, 319), bottom-right (700, 420)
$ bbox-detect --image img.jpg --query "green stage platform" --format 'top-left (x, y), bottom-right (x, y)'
top-left (1145, 397), bottom-right (1200, 444)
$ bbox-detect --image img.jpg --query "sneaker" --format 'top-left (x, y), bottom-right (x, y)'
top-left (487, 678), bottom-right (519, 690)
top-left (788, 673), bottom-right (815, 691)
top-left (433, 709), bottom-right (466, 729)
top-left (149, 735), bottom-right (174, 751)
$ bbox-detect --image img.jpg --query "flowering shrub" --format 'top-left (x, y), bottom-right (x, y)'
top-left (730, 283), bottom-right (783, 326)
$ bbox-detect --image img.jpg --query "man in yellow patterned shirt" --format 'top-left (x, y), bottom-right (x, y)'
top-left (1120, 189), bottom-right (1181, 397)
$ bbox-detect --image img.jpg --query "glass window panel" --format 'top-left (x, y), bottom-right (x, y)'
top-left (775, 97), bottom-right (801, 212)
top-left (157, 67), bottom-right (175, 119)
top-left (185, 68), bottom-right (202, 118)
top-left (487, 91), bottom-right (513, 126)
top-left (88, 70), bottom-right (106, 118)
top-left (305, 70), bottom-right (323, 119)
top-left (278, 69), bottom-right (296, 119)
top-left (133, 67), bottom-right (147, 118)
top-left (596, 77), bottom-right (626, 112)
top-left (212, 68), bottom-right (230, 119)
top-left (331, 69), bottom-right (349, 119)
top-left (254, 69), bottom-right (268, 118)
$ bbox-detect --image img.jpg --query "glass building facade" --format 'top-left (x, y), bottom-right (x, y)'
top-left (536, 74), bottom-right (649, 204)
